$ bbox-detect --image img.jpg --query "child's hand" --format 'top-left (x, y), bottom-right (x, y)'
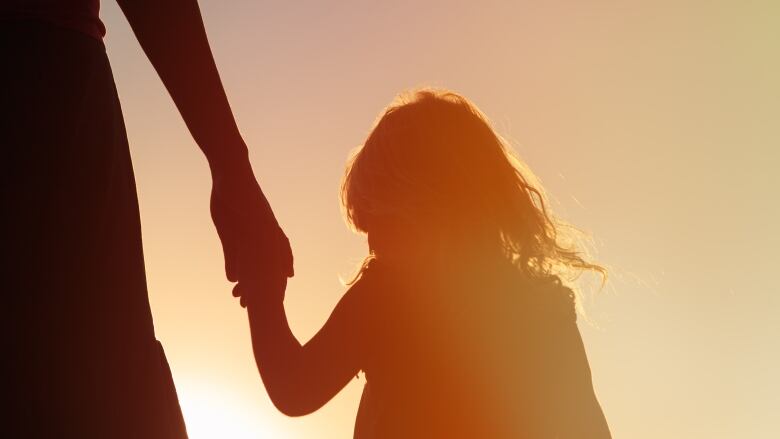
top-left (233, 275), bottom-right (288, 308)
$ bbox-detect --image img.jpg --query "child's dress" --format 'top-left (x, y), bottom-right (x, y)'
top-left (349, 259), bottom-right (610, 438)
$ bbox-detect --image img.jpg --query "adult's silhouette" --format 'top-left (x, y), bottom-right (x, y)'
top-left (1, 1), bottom-right (292, 437)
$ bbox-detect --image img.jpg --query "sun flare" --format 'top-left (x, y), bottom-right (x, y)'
top-left (177, 381), bottom-right (280, 439)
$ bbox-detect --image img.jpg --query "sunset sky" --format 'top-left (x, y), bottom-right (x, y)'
top-left (99, 1), bottom-right (779, 437)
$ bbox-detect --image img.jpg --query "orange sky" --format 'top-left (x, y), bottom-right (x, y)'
top-left (100, 1), bottom-right (779, 437)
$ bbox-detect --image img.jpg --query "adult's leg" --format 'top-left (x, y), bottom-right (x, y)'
top-left (1, 20), bottom-right (187, 438)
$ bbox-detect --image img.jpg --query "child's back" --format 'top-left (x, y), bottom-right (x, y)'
top-left (350, 256), bottom-right (608, 438)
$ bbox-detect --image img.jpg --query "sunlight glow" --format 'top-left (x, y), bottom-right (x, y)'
top-left (177, 381), bottom-right (278, 439)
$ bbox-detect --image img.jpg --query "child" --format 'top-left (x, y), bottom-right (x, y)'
top-left (243, 89), bottom-right (612, 438)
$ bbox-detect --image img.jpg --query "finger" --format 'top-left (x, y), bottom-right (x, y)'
top-left (211, 192), bottom-right (241, 282)
top-left (247, 225), bottom-right (294, 279)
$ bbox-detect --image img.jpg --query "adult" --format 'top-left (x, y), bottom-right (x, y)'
top-left (1, 1), bottom-right (292, 437)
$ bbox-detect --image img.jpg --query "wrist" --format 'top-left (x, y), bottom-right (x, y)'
top-left (206, 137), bottom-right (251, 179)
top-left (243, 285), bottom-right (285, 310)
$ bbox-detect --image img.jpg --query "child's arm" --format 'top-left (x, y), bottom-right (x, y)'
top-left (245, 280), bottom-right (367, 417)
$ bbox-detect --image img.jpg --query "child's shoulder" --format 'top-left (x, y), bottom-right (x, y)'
top-left (342, 257), bottom-right (413, 306)
top-left (507, 273), bottom-right (577, 322)
top-left (533, 276), bottom-right (577, 321)
top-left (342, 258), bottom-right (386, 299)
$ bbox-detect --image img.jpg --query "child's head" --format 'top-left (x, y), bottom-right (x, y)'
top-left (342, 88), bottom-right (603, 282)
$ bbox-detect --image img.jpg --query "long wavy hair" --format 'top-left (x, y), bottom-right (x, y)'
top-left (341, 89), bottom-right (605, 291)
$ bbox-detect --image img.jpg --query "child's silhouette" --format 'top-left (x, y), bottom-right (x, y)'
top-left (243, 89), bottom-right (611, 438)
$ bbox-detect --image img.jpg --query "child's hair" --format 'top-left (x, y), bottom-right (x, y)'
top-left (341, 88), bottom-right (605, 290)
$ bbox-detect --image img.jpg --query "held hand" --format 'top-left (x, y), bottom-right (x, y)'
top-left (210, 159), bottom-right (293, 304)
top-left (234, 276), bottom-right (288, 308)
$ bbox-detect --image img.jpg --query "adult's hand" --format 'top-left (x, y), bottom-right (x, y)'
top-left (117, 0), bottom-right (294, 302)
top-left (210, 158), bottom-right (293, 304)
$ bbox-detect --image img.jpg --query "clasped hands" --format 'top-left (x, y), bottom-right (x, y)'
top-left (210, 158), bottom-right (293, 307)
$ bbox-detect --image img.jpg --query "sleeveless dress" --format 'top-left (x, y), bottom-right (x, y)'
top-left (1, 12), bottom-right (188, 439)
top-left (350, 259), bottom-right (610, 438)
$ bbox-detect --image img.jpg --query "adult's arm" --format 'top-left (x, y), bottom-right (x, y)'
top-left (116, 0), bottom-right (293, 288)
top-left (117, 0), bottom-right (246, 170)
